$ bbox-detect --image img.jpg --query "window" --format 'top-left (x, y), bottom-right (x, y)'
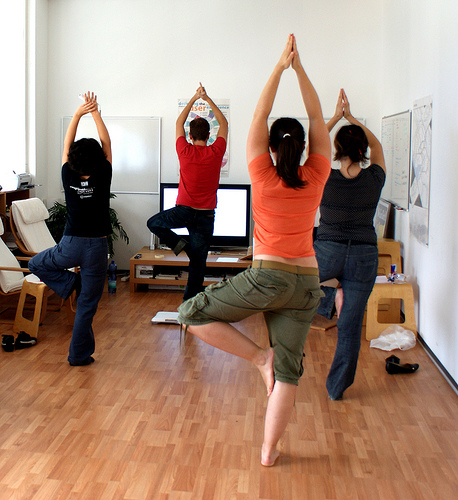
top-left (0, 0), bottom-right (26, 189)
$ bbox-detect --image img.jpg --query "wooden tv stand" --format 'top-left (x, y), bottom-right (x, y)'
top-left (129, 246), bottom-right (252, 293)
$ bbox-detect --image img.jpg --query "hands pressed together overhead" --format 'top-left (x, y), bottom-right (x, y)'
top-left (333, 88), bottom-right (354, 121)
top-left (196, 82), bottom-right (208, 101)
top-left (76, 91), bottom-right (99, 116)
top-left (276, 34), bottom-right (302, 72)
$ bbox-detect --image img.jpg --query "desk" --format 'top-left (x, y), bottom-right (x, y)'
top-left (0, 189), bottom-right (30, 241)
top-left (129, 246), bottom-right (251, 292)
top-left (0, 189), bottom-right (30, 217)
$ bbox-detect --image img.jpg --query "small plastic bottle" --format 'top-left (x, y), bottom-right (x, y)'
top-left (108, 260), bottom-right (117, 293)
top-left (388, 264), bottom-right (396, 283)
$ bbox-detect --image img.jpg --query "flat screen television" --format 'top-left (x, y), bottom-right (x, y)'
top-left (159, 183), bottom-right (252, 249)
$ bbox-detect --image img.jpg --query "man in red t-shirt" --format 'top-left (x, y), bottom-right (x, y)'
top-left (147, 83), bottom-right (228, 299)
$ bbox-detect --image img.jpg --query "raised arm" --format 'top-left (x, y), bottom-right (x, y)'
top-left (62, 92), bottom-right (98, 164)
top-left (176, 89), bottom-right (200, 140)
top-left (91, 96), bottom-right (112, 164)
top-left (197, 84), bottom-right (228, 141)
top-left (341, 89), bottom-right (385, 171)
top-left (291, 37), bottom-right (330, 159)
top-left (62, 92), bottom-right (111, 164)
top-left (246, 35), bottom-right (295, 164)
top-left (327, 89), bottom-right (345, 133)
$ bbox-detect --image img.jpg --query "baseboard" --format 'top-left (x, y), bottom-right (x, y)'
top-left (417, 334), bottom-right (458, 395)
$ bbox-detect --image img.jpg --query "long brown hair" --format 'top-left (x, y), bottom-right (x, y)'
top-left (269, 118), bottom-right (306, 189)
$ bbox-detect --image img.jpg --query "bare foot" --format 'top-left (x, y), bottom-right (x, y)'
top-left (261, 445), bottom-right (280, 467)
top-left (255, 347), bottom-right (275, 397)
top-left (335, 288), bottom-right (343, 318)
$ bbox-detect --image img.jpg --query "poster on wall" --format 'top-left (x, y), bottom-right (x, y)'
top-left (374, 199), bottom-right (391, 239)
top-left (178, 98), bottom-right (230, 176)
top-left (409, 95), bottom-right (432, 246)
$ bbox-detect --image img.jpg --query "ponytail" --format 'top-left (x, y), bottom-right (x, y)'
top-left (270, 118), bottom-right (306, 189)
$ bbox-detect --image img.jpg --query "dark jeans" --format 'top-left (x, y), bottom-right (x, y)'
top-left (314, 240), bottom-right (378, 400)
top-left (147, 205), bottom-right (214, 300)
top-left (29, 236), bottom-right (108, 364)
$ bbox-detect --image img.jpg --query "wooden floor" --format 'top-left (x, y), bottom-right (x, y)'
top-left (0, 281), bottom-right (457, 500)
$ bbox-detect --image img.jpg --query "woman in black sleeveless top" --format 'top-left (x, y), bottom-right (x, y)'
top-left (314, 89), bottom-right (386, 400)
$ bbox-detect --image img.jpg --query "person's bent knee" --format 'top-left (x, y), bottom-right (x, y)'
top-left (28, 256), bottom-right (39, 274)
top-left (273, 356), bottom-right (304, 386)
top-left (146, 216), bottom-right (157, 233)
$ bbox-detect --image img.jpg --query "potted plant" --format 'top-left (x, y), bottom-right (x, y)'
top-left (46, 193), bottom-right (129, 257)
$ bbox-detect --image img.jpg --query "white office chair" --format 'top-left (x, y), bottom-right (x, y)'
top-left (0, 217), bottom-right (50, 336)
top-left (10, 197), bottom-right (56, 256)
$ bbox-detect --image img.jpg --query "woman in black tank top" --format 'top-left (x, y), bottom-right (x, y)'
top-left (314, 89), bottom-right (386, 401)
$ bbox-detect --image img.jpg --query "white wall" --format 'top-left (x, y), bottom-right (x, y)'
top-left (36, 0), bottom-right (383, 268)
top-left (39, 0), bottom-right (383, 194)
top-left (381, 0), bottom-right (458, 382)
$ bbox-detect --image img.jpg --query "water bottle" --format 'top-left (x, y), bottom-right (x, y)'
top-left (108, 260), bottom-right (117, 293)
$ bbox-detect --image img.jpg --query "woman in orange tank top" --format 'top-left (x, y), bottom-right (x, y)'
top-left (178, 35), bottom-right (331, 467)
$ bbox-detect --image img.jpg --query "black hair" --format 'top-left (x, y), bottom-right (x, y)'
top-left (269, 117), bottom-right (306, 189)
top-left (333, 124), bottom-right (369, 164)
top-left (67, 138), bottom-right (106, 176)
top-left (189, 117), bottom-right (210, 142)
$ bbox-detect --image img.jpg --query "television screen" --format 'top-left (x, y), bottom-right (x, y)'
top-left (159, 183), bottom-right (251, 249)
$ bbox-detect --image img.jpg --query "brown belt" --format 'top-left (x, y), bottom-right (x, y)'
top-left (251, 259), bottom-right (319, 276)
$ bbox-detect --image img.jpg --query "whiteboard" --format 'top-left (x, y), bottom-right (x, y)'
top-left (61, 116), bottom-right (161, 194)
top-left (381, 111), bottom-right (411, 210)
top-left (110, 192), bottom-right (158, 270)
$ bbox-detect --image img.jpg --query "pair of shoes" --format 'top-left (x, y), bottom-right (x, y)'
top-left (2, 335), bottom-right (15, 352)
top-left (2, 332), bottom-right (37, 352)
top-left (385, 355), bottom-right (419, 374)
top-left (69, 356), bottom-right (95, 366)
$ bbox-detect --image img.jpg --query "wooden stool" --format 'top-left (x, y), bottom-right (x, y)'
top-left (13, 279), bottom-right (48, 338)
top-left (366, 282), bottom-right (416, 340)
top-left (363, 239), bottom-right (403, 327)
top-left (377, 239), bottom-right (402, 275)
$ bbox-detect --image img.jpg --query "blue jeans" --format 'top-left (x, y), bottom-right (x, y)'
top-left (29, 236), bottom-right (108, 364)
top-left (147, 206), bottom-right (214, 300)
top-left (314, 240), bottom-right (378, 400)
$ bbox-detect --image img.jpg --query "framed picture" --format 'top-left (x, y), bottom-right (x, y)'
top-left (374, 199), bottom-right (391, 239)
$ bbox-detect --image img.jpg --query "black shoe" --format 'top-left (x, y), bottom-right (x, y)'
top-left (385, 355), bottom-right (400, 366)
top-left (385, 355), bottom-right (419, 374)
top-left (69, 356), bottom-right (95, 366)
top-left (15, 332), bottom-right (37, 350)
top-left (2, 335), bottom-right (15, 352)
